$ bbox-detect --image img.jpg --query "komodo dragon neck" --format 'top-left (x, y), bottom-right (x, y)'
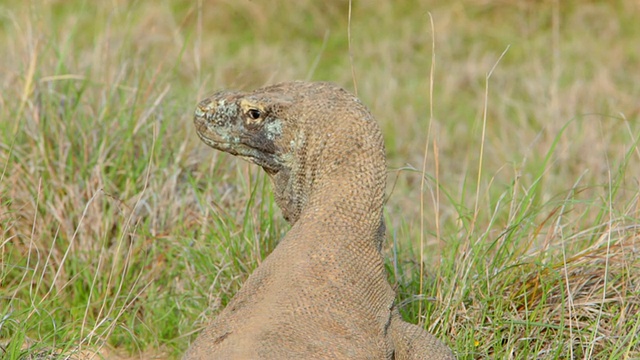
top-left (194, 81), bottom-right (386, 246)
top-left (188, 81), bottom-right (455, 360)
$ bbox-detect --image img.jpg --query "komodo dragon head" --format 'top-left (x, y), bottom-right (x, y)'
top-left (194, 90), bottom-right (289, 173)
top-left (194, 81), bottom-right (386, 227)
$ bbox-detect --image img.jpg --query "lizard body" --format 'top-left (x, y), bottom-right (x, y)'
top-left (186, 81), bottom-right (454, 360)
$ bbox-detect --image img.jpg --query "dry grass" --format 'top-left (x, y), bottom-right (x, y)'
top-left (1, 0), bottom-right (639, 358)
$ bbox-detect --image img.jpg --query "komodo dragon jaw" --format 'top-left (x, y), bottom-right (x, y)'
top-left (194, 93), bottom-right (287, 173)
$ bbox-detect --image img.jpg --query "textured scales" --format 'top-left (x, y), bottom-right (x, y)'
top-left (186, 81), bottom-right (455, 359)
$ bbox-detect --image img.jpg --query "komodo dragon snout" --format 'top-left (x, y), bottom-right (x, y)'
top-left (186, 81), bottom-right (455, 360)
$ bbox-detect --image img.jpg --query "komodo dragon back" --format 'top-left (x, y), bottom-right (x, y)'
top-left (186, 81), bottom-right (455, 359)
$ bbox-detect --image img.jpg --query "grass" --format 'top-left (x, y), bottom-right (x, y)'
top-left (1, 0), bottom-right (639, 358)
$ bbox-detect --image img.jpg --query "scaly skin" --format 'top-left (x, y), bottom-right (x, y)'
top-left (185, 81), bottom-right (454, 359)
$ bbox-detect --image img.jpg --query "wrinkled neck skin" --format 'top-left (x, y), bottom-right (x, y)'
top-left (267, 111), bottom-right (387, 250)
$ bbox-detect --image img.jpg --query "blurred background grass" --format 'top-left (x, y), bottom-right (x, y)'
top-left (1, 1), bottom-right (639, 358)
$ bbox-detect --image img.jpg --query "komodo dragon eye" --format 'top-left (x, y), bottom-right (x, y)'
top-left (247, 109), bottom-right (262, 120)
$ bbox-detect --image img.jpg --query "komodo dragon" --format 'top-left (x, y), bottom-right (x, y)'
top-left (186, 81), bottom-right (455, 359)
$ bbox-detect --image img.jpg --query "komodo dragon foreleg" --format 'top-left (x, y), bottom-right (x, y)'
top-left (188, 81), bottom-right (455, 359)
top-left (378, 220), bottom-right (455, 360)
top-left (390, 310), bottom-right (454, 360)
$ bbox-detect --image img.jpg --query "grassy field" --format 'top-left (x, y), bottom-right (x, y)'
top-left (1, 0), bottom-right (639, 358)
